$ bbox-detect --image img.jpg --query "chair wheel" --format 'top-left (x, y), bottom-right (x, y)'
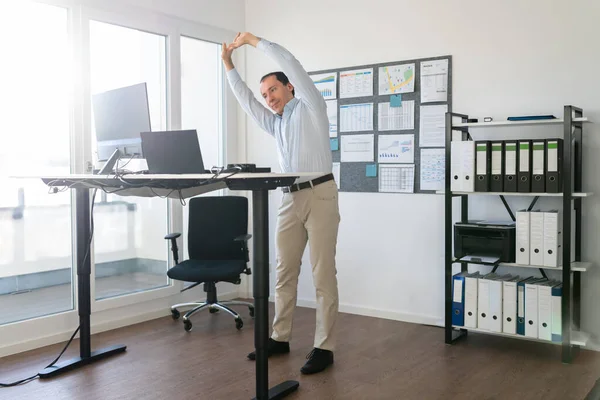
top-left (249, 306), bottom-right (255, 318)
top-left (209, 307), bottom-right (219, 314)
top-left (184, 319), bottom-right (193, 332)
top-left (171, 309), bottom-right (180, 320)
top-left (235, 318), bottom-right (243, 330)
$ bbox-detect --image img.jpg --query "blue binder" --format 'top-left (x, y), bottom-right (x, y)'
top-left (452, 272), bottom-right (467, 326)
top-left (516, 277), bottom-right (534, 335)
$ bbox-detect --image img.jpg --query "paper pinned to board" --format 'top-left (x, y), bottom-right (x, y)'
top-left (341, 134), bottom-right (374, 162)
top-left (421, 59), bottom-right (448, 103)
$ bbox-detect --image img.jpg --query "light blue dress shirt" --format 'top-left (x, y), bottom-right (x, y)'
top-left (226, 39), bottom-right (332, 183)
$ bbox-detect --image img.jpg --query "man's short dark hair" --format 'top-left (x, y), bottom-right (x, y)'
top-left (260, 71), bottom-right (295, 96)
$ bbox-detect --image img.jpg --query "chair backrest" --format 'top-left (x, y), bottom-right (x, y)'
top-left (187, 196), bottom-right (248, 261)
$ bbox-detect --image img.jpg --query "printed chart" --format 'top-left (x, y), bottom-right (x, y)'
top-left (340, 103), bottom-right (373, 132)
top-left (340, 68), bottom-right (373, 98)
top-left (378, 63), bottom-right (415, 95)
top-left (378, 164), bottom-right (415, 193)
top-left (310, 72), bottom-right (337, 100)
top-left (378, 100), bottom-right (415, 131)
top-left (378, 134), bottom-right (414, 163)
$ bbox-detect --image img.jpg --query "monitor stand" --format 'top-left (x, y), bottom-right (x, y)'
top-left (97, 148), bottom-right (122, 175)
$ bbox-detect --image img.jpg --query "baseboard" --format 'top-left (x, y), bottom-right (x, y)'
top-left (0, 291), bottom-right (239, 358)
top-left (286, 297), bottom-right (441, 327)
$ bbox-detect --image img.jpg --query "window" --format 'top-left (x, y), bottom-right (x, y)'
top-left (181, 36), bottom-right (223, 170)
top-left (0, 2), bottom-right (73, 325)
top-left (89, 21), bottom-right (169, 300)
top-left (180, 37), bottom-right (224, 266)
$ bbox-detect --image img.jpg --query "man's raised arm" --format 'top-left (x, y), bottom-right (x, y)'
top-left (230, 33), bottom-right (325, 111)
top-left (222, 42), bottom-right (276, 136)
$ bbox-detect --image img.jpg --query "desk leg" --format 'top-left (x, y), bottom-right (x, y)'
top-left (251, 190), bottom-right (299, 400)
top-left (39, 188), bottom-right (126, 378)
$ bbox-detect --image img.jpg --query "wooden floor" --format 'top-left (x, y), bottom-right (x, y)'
top-left (1, 302), bottom-right (599, 400)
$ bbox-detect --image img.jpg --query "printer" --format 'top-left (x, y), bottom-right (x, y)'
top-left (454, 220), bottom-right (516, 264)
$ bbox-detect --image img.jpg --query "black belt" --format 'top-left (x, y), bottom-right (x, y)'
top-left (282, 173), bottom-right (334, 193)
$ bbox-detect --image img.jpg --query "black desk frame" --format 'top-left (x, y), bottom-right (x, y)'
top-left (40, 175), bottom-right (300, 400)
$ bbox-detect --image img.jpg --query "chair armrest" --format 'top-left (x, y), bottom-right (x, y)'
top-left (234, 234), bottom-right (252, 242)
top-left (164, 232), bottom-right (181, 265)
top-left (234, 234), bottom-right (252, 265)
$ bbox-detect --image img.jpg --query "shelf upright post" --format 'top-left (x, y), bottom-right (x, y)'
top-left (560, 106), bottom-right (585, 365)
top-left (572, 106), bottom-right (584, 336)
top-left (444, 111), bottom-right (453, 344)
top-left (445, 111), bottom-right (469, 344)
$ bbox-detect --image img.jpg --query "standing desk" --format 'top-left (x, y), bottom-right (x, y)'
top-left (36, 172), bottom-right (318, 400)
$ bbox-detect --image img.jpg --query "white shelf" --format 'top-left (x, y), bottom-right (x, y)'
top-left (452, 326), bottom-right (589, 346)
top-left (437, 191), bottom-right (592, 197)
top-left (498, 261), bottom-right (592, 272)
top-left (453, 259), bottom-right (592, 272)
top-left (451, 117), bottom-right (590, 128)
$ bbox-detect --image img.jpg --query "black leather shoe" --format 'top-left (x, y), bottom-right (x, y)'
top-left (247, 338), bottom-right (290, 360)
top-left (300, 348), bottom-right (334, 374)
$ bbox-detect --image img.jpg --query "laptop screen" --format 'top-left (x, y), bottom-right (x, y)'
top-left (140, 130), bottom-right (206, 174)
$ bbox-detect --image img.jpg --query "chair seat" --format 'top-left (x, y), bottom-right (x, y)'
top-left (167, 259), bottom-right (246, 283)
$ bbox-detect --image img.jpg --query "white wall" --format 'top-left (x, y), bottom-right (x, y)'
top-left (242, 0), bottom-right (600, 345)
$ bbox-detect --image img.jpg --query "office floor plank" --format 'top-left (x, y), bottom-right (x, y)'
top-left (1, 303), bottom-right (599, 400)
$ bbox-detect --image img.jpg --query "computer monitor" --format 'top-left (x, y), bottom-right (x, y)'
top-left (140, 130), bottom-right (206, 174)
top-left (91, 82), bottom-right (151, 164)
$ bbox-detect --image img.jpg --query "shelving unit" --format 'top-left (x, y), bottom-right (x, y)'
top-left (444, 106), bottom-right (591, 363)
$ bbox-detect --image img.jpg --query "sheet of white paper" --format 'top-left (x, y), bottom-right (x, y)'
top-left (341, 134), bottom-right (374, 162)
top-left (419, 104), bottom-right (448, 147)
top-left (310, 72), bottom-right (337, 100)
top-left (378, 100), bottom-right (414, 131)
top-left (340, 103), bottom-right (373, 132)
top-left (340, 68), bottom-right (373, 98)
top-left (326, 100), bottom-right (338, 137)
top-left (420, 59), bottom-right (448, 103)
top-left (378, 134), bottom-right (414, 163)
top-left (453, 279), bottom-right (463, 303)
top-left (378, 164), bottom-right (414, 193)
top-left (420, 148), bottom-right (445, 191)
top-left (378, 63), bottom-right (415, 95)
top-left (332, 162), bottom-right (340, 188)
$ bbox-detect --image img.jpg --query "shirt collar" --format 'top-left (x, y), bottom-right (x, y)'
top-left (276, 97), bottom-right (299, 118)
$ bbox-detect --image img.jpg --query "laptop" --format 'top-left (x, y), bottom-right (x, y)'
top-left (140, 129), bottom-right (207, 174)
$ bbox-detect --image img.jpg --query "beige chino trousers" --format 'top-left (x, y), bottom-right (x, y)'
top-left (270, 179), bottom-right (341, 351)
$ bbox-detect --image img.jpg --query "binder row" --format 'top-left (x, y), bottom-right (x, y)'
top-left (516, 209), bottom-right (575, 267)
top-left (452, 272), bottom-right (562, 342)
top-left (451, 139), bottom-right (564, 193)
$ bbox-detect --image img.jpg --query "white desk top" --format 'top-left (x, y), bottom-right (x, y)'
top-left (16, 172), bottom-right (322, 200)
top-left (15, 172), bottom-right (319, 181)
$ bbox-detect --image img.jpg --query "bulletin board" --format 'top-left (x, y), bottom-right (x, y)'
top-left (309, 55), bottom-right (452, 194)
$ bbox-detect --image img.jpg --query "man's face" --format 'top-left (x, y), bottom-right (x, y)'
top-left (260, 75), bottom-right (294, 115)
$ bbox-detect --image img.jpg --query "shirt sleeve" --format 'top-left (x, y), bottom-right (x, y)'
top-left (256, 39), bottom-right (325, 112)
top-left (226, 68), bottom-right (276, 136)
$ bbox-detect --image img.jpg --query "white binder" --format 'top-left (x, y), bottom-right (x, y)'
top-left (461, 141), bottom-right (475, 192)
top-left (538, 281), bottom-right (555, 341)
top-left (543, 210), bottom-right (560, 267)
top-left (502, 277), bottom-right (519, 334)
top-left (464, 272), bottom-right (479, 328)
top-left (525, 281), bottom-right (542, 338)
top-left (529, 211), bottom-right (545, 266)
top-left (477, 276), bottom-right (491, 330)
top-left (488, 276), bottom-right (504, 333)
top-left (450, 141), bottom-right (462, 192)
top-left (516, 210), bottom-right (530, 265)
top-left (450, 140), bottom-right (475, 192)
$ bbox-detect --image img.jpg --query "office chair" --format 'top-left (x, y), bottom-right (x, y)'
top-left (165, 196), bottom-right (254, 332)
